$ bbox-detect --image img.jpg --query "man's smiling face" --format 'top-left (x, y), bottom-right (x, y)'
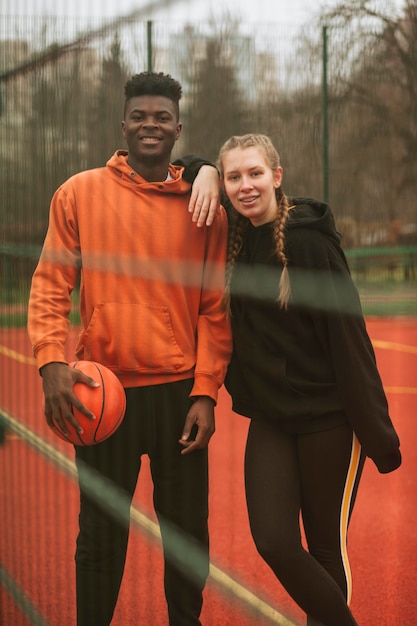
top-left (122, 95), bottom-right (182, 168)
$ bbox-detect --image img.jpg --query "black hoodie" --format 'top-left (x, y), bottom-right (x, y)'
top-left (225, 197), bottom-right (401, 474)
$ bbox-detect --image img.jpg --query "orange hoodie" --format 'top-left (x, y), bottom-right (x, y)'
top-left (28, 151), bottom-right (231, 402)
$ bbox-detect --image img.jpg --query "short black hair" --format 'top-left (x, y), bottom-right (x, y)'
top-left (124, 71), bottom-right (182, 119)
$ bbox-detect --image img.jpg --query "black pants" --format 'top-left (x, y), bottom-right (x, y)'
top-left (74, 379), bottom-right (209, 626)
top-left (245, 419), bottom-right (365, 626)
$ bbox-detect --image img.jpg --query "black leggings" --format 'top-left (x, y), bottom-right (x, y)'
top-left (244, 419), bottom-right (365, 626)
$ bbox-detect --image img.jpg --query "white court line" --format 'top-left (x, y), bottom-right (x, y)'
top-left (0, 409), bottom-right (298, 626)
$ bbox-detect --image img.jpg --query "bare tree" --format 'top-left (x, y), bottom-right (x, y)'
top-left (320, 0), bottom-right (417, 224)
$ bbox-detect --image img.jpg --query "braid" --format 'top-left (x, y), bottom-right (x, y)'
top-left (273, 187), bottom-right (292, 309)
top-left (221, 204), bottom-right (248, 315)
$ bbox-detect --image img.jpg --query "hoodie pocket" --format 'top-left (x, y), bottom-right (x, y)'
top-left (79, 302), bottom-right (186, 373)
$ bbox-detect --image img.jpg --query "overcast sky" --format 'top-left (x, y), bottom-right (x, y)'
top-left (3, 0), bottom-right (405, 25)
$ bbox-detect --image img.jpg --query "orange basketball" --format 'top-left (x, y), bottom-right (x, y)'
top-left (50, 361), bottom-right (126, 446)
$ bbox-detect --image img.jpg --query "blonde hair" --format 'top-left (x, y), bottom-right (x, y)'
top-left (218, 134), bottom-right (292, 311)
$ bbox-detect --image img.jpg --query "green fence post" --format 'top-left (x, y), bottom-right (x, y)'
top-left (147, 21), bottom-right (153, 72)
top-left (322, 25), bottom-right (329, 204)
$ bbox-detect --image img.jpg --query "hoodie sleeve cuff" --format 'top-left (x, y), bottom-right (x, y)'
top-left (190, 374), bottom-right (219, 405)
top-left (374, 449), bottom-right (402, 474)
top-left (34, 344), bottom-right (68, 371)
top-left (173, 155), bottom-right (218, 184)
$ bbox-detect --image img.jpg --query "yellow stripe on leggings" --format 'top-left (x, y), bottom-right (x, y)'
top-left (340, 433), bottom-right (361, 605)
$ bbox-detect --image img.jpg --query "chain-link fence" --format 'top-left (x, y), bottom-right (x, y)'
top-left (1, 10), bottom-right (416, 317)
top-left (0, 5), bottom-right (416, 625)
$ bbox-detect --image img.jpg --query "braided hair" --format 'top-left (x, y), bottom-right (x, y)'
top-left (217, 134), bottom-right (292, 312)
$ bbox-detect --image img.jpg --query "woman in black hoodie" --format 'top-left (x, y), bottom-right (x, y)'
top-left (215, 133), bottom-right (401, 626)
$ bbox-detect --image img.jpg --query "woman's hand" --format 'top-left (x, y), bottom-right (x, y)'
top-left (188, 165), bottom-right (221, 227)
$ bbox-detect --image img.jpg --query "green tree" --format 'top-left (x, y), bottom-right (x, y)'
top-left (181, 24), bottom-right (249, 161)
top-left (86, 33), bottom-right (130, 169)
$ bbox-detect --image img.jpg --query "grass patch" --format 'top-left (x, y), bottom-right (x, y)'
top-left (355, 279), bottom-right (416, 317)
top-left (1, 281), bottom-right (415, 328)
top-left (0, 289), bottom-right (81, 327)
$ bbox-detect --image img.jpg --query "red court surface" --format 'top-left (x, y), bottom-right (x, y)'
top-left (1, 317), bottom-right (416, 626)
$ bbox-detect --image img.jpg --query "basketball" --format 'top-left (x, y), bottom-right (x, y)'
top-left (50, 361), bottom-right (126, 446)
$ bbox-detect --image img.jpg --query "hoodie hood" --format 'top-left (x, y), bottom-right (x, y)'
top-left (287, 197), bottom-right (342, 245)
top-left (106, 150), bottom-right (191, 195)
top-left (239, 196), bottom-right (344, 278)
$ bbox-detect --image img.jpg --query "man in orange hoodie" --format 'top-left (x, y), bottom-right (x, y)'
top-left (27, 71), bottom-right (231, 626)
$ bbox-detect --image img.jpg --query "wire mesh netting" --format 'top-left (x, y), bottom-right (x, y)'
top-left (1, 2), bottom-right (416, 625)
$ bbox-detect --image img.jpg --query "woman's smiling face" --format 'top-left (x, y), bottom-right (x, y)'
top-left (222, 146), bottom-right (283, 226)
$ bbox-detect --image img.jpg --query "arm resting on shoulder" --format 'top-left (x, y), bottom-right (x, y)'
top-left (174, 155), bottom-right (221, 226)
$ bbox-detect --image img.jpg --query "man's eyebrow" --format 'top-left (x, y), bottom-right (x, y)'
top-left (129, 108), bottom-right (173, 115)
